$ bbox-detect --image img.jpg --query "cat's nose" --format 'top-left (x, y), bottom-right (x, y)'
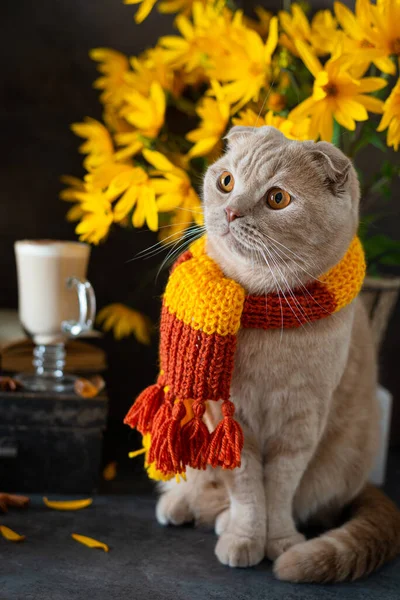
top-left (225, 208), bottom-right (242, 223)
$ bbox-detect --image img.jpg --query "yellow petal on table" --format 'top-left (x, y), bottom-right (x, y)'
top-left (43, 497), bottom-right (93, 511)
top-left (0, 525), bottom-right (25, 542)
top-left (103, 461), bottom-right (118, 481)
top-left (72, 534), bottom-right (109, 552)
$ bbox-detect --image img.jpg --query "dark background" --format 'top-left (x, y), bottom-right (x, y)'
top-left (1, 0), bottom-right (399, 463)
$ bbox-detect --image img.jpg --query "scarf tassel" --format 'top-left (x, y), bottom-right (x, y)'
top-left (148, 400), bottom-right (186, 475)
top-left (123, 377), bottom-right (165, 435)
top-left (207, 400), bottom-right (244, 470)
top-left (181, 400), bottom-right (210, 470)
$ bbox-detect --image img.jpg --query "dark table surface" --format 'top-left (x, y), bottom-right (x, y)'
top-left (1, 449), bottom-right (400, 600)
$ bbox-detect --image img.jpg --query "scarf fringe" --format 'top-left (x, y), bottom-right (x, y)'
top-left (127, 384), bottom-right (244, 477)
top-left (123, 376), bottom-right (165, 435)
top-left (181, 400), bottom-right (210, 470)
top-left (206, 400), bottom-right (244, 469)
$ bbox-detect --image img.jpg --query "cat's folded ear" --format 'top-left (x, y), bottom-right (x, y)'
top-left (309, 141), bottom-right (353, 193)
top-left (225, 125), bottom-right (283, 148)
top-left (224, 126), bottom-right (257, 147)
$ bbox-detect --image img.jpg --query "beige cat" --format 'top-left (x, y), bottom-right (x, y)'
top-left (156, 126), bottom-right (400, 582)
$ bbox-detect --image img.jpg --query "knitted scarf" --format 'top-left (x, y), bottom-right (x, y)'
top-left (125, 235), bottom-right (365, 481)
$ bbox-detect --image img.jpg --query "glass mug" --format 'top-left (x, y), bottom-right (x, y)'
top-left (14, 240), bottom-right (96, 392)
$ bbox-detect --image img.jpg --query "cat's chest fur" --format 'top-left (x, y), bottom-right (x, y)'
top-left (228, 304), bottom-right (355, 449)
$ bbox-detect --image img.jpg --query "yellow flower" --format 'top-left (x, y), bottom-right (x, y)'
top-left (243, 7), bottom-right (272, 37)
top-left (124, 0), bottom-right (158, 24)
top-left (112, 166), bottom-right (158, 231)
top-left (90, 48), bottom-right (130, 107)
top-left (334, 0), bottom-right (397, 75)
top-left (232, 109), bottom-right (310, 141)
top-left (377, 77), bottom-right (400, 151)
top-left (289, 41), bottom-right (387, 141)
top-left (71, 118), bottom-right (114, 170)
top-left (214, 16), bottom-right (279, 111)
top-left (75, 190), bottom-right (114, 244)
top-left (60, 176), bottom-right (86, 222)
top-left (143, 149), bottom-right (202, 212)
top-left (158, 0), bottom-right (207, 15)
top-left (114, 132), bottom-right (145, 162)
top-left (84, 161), bottom-right (133, 191)
top-left (126, 47), bottom-right (177, 96)
top-left (279, 3), bottom-right (339, 56)
top-left (121, 81), bottom-right (166, 138)
top-left (309, 10), bottom-right (340, 55)
top-left (279, 3), bottom-right (310, 52)
top-left (160, 2), bottom-right (239, 74)
top-left (142, 149), bottom-right (203, 239)
top-left (97, 304), bottom-right (152, 343)
top-left (186, 81), bottom-right (230, 157)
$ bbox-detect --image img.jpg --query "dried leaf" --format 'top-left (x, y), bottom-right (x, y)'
top-left (0, 377), bottom-right (22, 392)
top-left (0, 493), bottom-right (30, 513)
top-left (0, 525), bottom-right (25, 542)
top-left (43, 497), bottom-right (93, 511)
top-left (90, 375), bottom-right (105, 393)
top-left (74, 376), bottom-right (105, 398)
top-left (102, 461), bottom-right (117, 481)
top-left (71, 533), bottom-right (109, 552)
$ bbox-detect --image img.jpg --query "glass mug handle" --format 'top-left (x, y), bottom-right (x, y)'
top-left (61, 277), bottom-right (96, 337)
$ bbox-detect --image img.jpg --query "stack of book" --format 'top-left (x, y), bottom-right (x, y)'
top-left (0, 310), bottom-right (106, 374)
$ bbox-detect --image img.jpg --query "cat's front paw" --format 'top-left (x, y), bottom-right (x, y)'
top-left (266, 532), bottom-right (306, 561)
top-left (215, 508), bottom-right (230, 536)
top-left (215, 531), bottom-right (265, 568)
top-left (156, 491), bottom-right (193, 526)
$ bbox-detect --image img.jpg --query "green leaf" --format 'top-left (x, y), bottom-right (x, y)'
top-left (369, 133), bottom-right (387, 152)
top-left (332, 119), bottom-right (341, 148)
top-left (363, 234), bottom-right (400, 269)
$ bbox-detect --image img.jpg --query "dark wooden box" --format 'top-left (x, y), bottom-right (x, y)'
top-left (0, 390), bottom-right (108, 494)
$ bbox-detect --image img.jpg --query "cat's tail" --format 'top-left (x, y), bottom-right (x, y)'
top-left (274, 484), bottom-right (400, 583)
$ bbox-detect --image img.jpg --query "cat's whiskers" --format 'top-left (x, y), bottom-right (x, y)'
top-left (239, 222), bottom-right (319, 281)
top-left (252, 248), bottom-right (269, 317)
top-left (132, 225), bottom-right (204, 261)
top-left (262, 232), bottom-right (321, 281)
top-left (268, 243), bottom-right (345, 326)
top-left (156, 226), bottom-right (205, 281)
top-left (238, 225), bottom-right (311, 329)
top-left (258, 241), bottom-right (311, 330)
top-left (174, 206), bottom-right (204, 215)
top-left (254, 247), bottom-right (284, 343)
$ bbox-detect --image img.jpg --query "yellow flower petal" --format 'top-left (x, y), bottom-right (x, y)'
top-left (156, 193), bottom-right (182, 212)
top-left (373, 56), bottom-right (396, 76)
top-left (0, 525), bottom-right (25, 542)
top-left (335, 107), bottom-right (356, 130)
top-left (151, 179), bottom-right (178, 195)
top-left (295, 40), bottom-right (322, 78)
top-left (356, 95), bottom-right (384, 114)
top-left (72, 533), bottom-right (109, 552)
top-left (357, 77), bottom-right (387, 93)
top-left (264, 16), bottom-right (278, 61)
top-left (188, 136), bottom-right (219, 157)
top-left (103, 461), bottom-right (118, 481)
top-left (150, 81), bottom-right (166, 119)
top-left (43, 497), bottom-right (93, 511)
top-left (142, 149), bottom-right (175, 172)
top-left (143, 187), bottom-right (158, 232)
top-left (339, 99), bottom-right (368, 121)
top-left (334, 1), bottom-right (363, 38)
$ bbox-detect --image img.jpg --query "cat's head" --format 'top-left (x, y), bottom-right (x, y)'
top-left (203, 126), bottom-right (360, 294)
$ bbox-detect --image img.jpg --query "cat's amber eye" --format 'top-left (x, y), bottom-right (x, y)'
top-left (217, 171), bottom-right (235, 193)
top-left (266, 187), bottom-right (291, 210)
